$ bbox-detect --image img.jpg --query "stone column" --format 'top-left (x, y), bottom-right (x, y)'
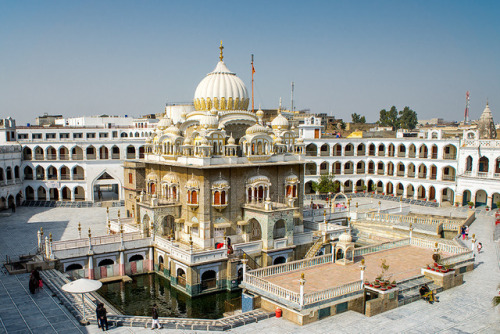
top-left (241, 255), bottom-right (248, 281)
top-left (409, 223), bottom-right (413, 242)
top-left (471, 234), bottom-right (476, 252)
top-left (148, 246), bottom-right (154, 272)
top-left (119, 251), bottom-right (125, 276)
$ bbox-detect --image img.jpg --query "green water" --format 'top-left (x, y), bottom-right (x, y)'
top-left (97, 274), bottom-right (240, 319)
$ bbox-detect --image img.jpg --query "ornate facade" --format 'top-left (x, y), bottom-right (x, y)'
top-left (123, 46), bottom-right (307, 296)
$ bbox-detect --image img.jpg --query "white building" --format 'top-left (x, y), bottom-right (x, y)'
top-left (300, 106), bottom-right (500, 208)
top-left (0, 118), bottom-right (23, 209)
top-left (15, 116), bottom-right (158, 203)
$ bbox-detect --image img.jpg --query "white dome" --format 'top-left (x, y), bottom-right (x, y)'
top-left (271, 112), bottom-right (289, 130)
top-left (165, 124), bottom-right (181, 136)
top-left (227, 134), bottom-right (236, 145)
top-left (199, 109), bottom-right (219, 129)
top-left (158, 117), bottom-right (172, 130)
top-left (183, 137), bottom-right (193, 145)
top-left (246, 122), bottom-right (269, 135)
top-left (339, 232), bottom-right (352, 243)
top-left (194, 61), bottom-right (249, 111)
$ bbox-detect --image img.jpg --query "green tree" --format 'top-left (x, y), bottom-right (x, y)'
top-left (351, 113), bottom-right (366, 123)
top-left (311, 175), bottom-right (339, 194)
top-left (398, 106), bottom-right (418, 129)
top-left (377, 106), bottom-right (399, 129)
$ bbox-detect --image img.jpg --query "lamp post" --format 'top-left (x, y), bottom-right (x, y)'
top-left (360, 259), bottom-right (366, 281)
top-left (299, 273), bottom-right (306, 307)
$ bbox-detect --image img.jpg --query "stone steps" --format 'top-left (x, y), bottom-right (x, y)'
top-left (41, 268), bottom-right (275, 331)
top-left (397, 275), bottom-right (443, 306)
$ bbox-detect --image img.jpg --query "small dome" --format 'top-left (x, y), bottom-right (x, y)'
top-left (212, 179), bottom-right (229, 189)
top-left (275, 136), bottom-right (283, 144)
top-left (165, 124), bottom-right (181, 136)
top-left (183, 137), bottom-right (193, 145)
top-left (247, 175), bottom-right (271, 185)
top-left (162, 173), bottom-right (179, 184)
top-left (271, 112), bottom-right (289, 130)
top-left (339, 232), bottom-right (352, 243)
top-left (285, 173), bottom-right (299, 183)
top-left (199, 110), bottom-right (219, 129)
top-left (158, 117), bottom-right (172, 130)
top-left (246, 122), bottom-right (269, 135)
top-left (186, 176), bottom-right (199, 189)
top-left (227, 134), bottom-right (236, 145)
top-left (256, 108), bottom-right (264, 119)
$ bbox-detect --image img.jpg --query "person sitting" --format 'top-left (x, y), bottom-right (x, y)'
top-left (419, 284), bottom-right (434, 303)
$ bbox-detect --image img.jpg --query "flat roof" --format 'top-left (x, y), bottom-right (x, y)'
top-left (266, 245), bottom-right (450, 293)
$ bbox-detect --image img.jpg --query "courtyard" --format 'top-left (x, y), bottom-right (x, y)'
top-left (0, 199), bottom-right (499, 333)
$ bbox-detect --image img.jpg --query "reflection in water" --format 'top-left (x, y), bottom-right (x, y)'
top-left (97, 274), bottom-right (240, 319)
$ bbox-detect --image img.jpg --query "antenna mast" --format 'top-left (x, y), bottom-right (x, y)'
top-left (464, 91), bottom-right (470, 124)
top-left (251, 54), bottom-right (255, 112)
top-left (291, 82), bottom-right (295, 112)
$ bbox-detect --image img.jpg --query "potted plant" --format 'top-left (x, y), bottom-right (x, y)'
top-left (468, 201), bottom-right (474, 209)
top-left (486, 206), bottom-right (490, 211)
top-left (391, 280), bottom-right (397, 287)
top-left (364, 280), bottom-right (370, 286)
top-left (455, 202), bottom-right (459, 207)
top-left (362, 185), bottom-right (367, 193)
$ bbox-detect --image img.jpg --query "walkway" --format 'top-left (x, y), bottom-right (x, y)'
top-left (0, 203), bottom-right (498, 333)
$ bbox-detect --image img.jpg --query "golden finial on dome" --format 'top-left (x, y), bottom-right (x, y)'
top-left (219, 40), bottom-right (224, 61)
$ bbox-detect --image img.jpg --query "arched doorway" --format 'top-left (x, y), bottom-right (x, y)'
top-left (162, 215), bottom-right (175, 237)
top-left (201, 270), bottom-right (217, 291)
top-left (475, 190), bottom-right (487, 207)
top-left (93, 172), bottom-right (120, 202)
top-left (273, 256), bottom-right (286, 265)
top-left (336, 248), bottom-right (344, 260)
top-left (25, 186), bottom-right (34, 201)
top-left (249, 219), bottom-right (262, 241)
top-left (177, 268), bottom-right (186, 287)
top-left (37, 186), bottom-right (47, 201)
top-left (462, 190), bottom-right (471, 206)
top-left (273, 220), bottom-right (286, 239)
top-left (49, 188), bottom-right (58, 201)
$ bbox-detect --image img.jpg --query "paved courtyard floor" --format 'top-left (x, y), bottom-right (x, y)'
top-left (0, 201), bottom-right (499, 333)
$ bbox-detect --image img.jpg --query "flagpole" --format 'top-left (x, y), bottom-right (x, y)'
top-left (251, 54), bottom-right (255, 113)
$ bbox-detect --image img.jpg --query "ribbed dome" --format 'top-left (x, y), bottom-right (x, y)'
top-left (227, 134), bottom-right (236, 145)
top-left (271, 112), bottom-right (289, 130)
top-left (186, 177), bottom-right (199, 189)
top-left (162, 173), bottom-right (179, 184)
top-left (246, 122), bottom-right (269, 135)
top-left (158, 116), bottom-right (172, 130)
top-left (199, 109), bottom-right (219, 129)
top-left (479, 102), bottom-right (493, 122)
top-left (212, 179), bottom-right (229, 189)
top-left (285, 173), bottom-right (299, 183)
top-left (194, 61), bottom-right (249, 111)
top-left (183, 137), bottom-right (193, 145)
top-left (165, 124), bottom-right (181, 136)
top-left (199, 136), bottom-right (209, 146)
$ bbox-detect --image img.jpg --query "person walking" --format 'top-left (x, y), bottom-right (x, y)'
top-left (97, 303), bottom-right (109, 331)
top-left (477, 242), bottom-right (483, 253)
top-left (28, 272), bottom-right (38, 294)
top-left (461, 226), bottom-right (466, 240)
top-left (465, 226), bottom-right (469, 240)
top-left (151, 304), bottom-right (162, 330)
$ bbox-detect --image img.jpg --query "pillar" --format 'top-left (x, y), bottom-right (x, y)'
top-left (148, 246), bottom-right (154, 272)
top-left (119, 251), bottom-right (125, 276)
top-left (360, 259), bottom-right (366, 281)
top-left (88, 254), bottom-right (94, 279)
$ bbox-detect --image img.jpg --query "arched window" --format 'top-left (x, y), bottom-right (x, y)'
top-left (214, 191), bottom-right (220, 205)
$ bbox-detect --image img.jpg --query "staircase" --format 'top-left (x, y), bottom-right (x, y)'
top-left (40, 269), bottom-right (120, 323)
top-left (305, 237), bottom-right (326, 258)
top-left (231, 249), bottom-right (260, 270)
top-left (396, 275), bottom-right (443, 306)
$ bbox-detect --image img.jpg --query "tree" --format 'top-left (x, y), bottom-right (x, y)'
top-left (377, 106), bottom-right (399, 129)
top-left (311, 175), bottom-right (339, 194)
top-left (351, 113), bottom-right (366, 124)
top-left (399, 106), bottom-right (418, 130)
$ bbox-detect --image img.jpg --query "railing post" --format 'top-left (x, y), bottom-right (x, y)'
top-left (78, 222), bottom-right (82, 239)
top-left (44, 236), bottom-right (49, 259)
top-left (88, 254), bottom-right (94, 279)
top-left (49, 233), bottom-right (53, 260)
top-left (471, 234), bottom-right (476, 252)
top-left (37, 229), bottom-right (42, 253)
top-left (119, 250), bottom-right (125, 276)
top-left (409, 223), bottom-right (413, 242)
top-left (360, 259), bottom-right (365, 281)
top-left (299, 273), bottom-right (306, 307)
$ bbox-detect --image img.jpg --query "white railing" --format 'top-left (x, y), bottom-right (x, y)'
top-left (51, 231), bottom-right (143, 251)
top-left (410, 237), bottom-right (467, 254)
top-left (354, 238), bottom-right (410, 257)
top-left (243, 274), bottom-right (300, 305)
top-left (248, 253), bottom-right (333, 278)
top-left (303, 280), bottom-right (363, 304)
top-left (365, 212), bottom-right (463, 231)
top-left (462, 139), bottom-right (500, 148)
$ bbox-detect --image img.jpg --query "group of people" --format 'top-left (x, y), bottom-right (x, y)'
top-left (28, 269), bottom-right (42, 294)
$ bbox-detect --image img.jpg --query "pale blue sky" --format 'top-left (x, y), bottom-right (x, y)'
top-left (1, 0), bottom-right (499, 125)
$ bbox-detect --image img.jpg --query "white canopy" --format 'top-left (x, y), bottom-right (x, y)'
top-left (62, 279), bottom-right (102, 294)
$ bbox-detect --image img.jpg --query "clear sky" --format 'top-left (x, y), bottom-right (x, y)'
top-left (1, 0), bottom-right (499, 125)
